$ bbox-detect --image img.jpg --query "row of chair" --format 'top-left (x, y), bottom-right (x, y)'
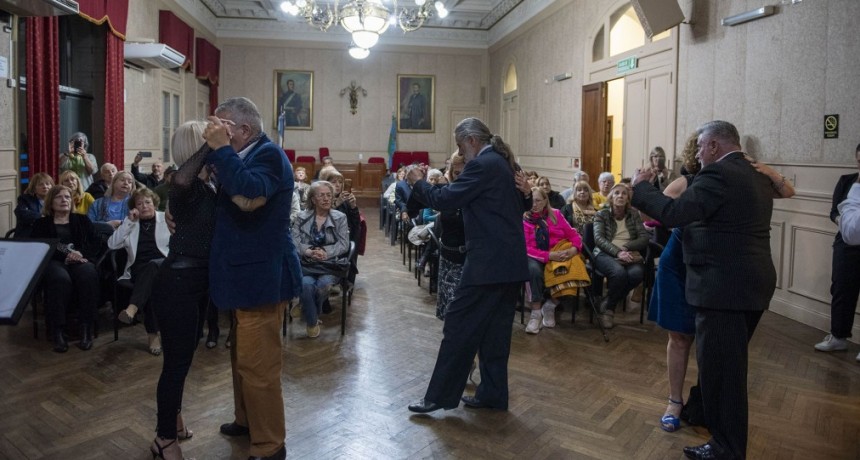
top-left (391, 151), bottom-right (429, 169)
top-left (283, 147), bottom-right (388, 167)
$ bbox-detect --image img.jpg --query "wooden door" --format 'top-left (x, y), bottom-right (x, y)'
top-left (580, 82), bottom-right (607, 185)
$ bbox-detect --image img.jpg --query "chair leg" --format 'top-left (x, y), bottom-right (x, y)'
top-left (583, 288), bottom-right (609, 342)
top-left (340, 281), bottom-right (348, 336)
top-left (283, 301), bottom-right (290, 337)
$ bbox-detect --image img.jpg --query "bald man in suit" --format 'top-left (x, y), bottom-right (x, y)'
top-left (632, 121), bottom-right (776, 460)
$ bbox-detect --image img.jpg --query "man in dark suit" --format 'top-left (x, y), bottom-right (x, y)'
top-left (406, 117), bottom-right (531, 413)
top-left (204, 97), bottom-right (302, 460)
top-left (632, 121), bottom-right (776, 460)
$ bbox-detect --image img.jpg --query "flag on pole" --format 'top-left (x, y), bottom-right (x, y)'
top-left (387, 113), bottom-right (397, 168)
top-left (277, 110), bottom-right (286, 148)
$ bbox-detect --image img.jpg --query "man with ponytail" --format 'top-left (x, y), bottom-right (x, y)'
top-left (406, 117), bottom-right (532, 414)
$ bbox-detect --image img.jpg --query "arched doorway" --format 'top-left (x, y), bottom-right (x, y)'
top-left (581, 1), bottom-right (678, 182)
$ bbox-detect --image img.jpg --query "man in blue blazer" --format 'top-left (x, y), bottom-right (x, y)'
top-left (632, 121), bottom-right (776, 460)
top-left (204, 97), bottom-right (301, 460)
top-left (406, 117), bottom-right (531, 414)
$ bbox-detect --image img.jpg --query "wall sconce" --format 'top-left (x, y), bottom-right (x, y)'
top-left (721, 6), bottom-right (775, 26)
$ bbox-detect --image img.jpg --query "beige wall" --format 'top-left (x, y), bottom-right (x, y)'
top-left (217, 41), bottom-right (487, 166)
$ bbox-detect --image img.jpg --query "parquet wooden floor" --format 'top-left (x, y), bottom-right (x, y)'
top-left (2, 208), bottom-right (859, 459)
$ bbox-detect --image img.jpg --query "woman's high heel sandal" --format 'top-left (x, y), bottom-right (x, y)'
top-left (660, 397), bottom-right (683, 432)
top-left (150, 437), bottom-right (189, 460)
top-left (176, 413), bottom-right (193, 440)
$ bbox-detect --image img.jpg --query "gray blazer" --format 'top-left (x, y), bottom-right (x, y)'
top-left (632, 151), bottom-right (776, 311)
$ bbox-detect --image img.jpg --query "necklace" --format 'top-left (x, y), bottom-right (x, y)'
top-left (141, 220), bottom-right (154, 232)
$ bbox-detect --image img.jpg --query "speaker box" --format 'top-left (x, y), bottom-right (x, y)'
top-left (630, 0), bottom-right (685, 38)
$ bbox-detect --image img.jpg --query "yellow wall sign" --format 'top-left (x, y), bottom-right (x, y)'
top-left (824, 114), bottom-right (839, 139)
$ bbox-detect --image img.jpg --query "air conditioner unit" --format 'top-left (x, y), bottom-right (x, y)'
top-left (0, 0), bottom-right (78, 16)
top-left (124, 43), bottom-right (185, 69)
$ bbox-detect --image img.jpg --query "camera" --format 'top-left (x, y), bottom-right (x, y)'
top-left (73, 139), bottom-right (83, 151)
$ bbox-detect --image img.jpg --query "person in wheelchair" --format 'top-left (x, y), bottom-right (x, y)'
top-left (291, 181), bottom-right (350, 338)
top-left (107, 187), bottom-right (170, 355)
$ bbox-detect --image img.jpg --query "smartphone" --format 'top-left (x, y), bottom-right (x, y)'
top-left (343, 178), bottom-right (353, 193)
top-left (139, 151), bottom-right (153, 158)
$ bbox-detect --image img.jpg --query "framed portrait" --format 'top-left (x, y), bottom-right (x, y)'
top-left (274, 70), bottom-right (313, 130)
top-left (397, 74), bottom-right (434, 133)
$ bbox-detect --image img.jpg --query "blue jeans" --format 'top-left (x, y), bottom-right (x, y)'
top-left (593, 252), bottom-right (644, 310)
top-left (300, 274), bottom-right (339, 326)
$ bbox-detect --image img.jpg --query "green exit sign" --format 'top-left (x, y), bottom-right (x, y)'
top-left (617, 56), bottom-right (638, 74)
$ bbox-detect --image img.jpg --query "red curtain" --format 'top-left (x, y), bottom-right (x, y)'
top-left (103, 34), bottom-right (124, 168)
top-left (196, 38), bottom-right (220, 114)
top-left (25, 17), bottom-right (60, 178)
top-left (78, 0), bottom-right (128, 167)
top-left (159, 10), bottom-right (194, 71)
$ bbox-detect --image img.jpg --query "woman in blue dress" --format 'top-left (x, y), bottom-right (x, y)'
top-left (649, 134), bottom-right (795, 432)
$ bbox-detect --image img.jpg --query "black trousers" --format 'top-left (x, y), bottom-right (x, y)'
top-left (42, 260), bottom-right (99, 328)
top-left (152, 264), bottom-right (208, 439)
top-left (695, 307), bottom-right (763, 459)
top-left (830, 237), bottom-right (860, 338)
top-left (424, 282), bottom-right (519, 409)
top-left (129, 258), bottom-right (164, 334)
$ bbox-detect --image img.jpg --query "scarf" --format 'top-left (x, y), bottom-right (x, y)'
top-left (525, 210), bottom-right (550, 251)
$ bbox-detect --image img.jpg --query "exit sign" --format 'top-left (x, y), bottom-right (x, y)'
top-left (617, 56), bottom-right (638, 74)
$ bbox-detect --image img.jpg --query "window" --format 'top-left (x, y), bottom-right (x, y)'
top-left (162, 90), bottom-right (181, 163)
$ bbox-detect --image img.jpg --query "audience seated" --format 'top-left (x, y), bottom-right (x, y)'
top-left (383, 167), bottom-right (406, 203)
top-left (291, 181), bottom-right (350, 338)
top-left (59, 170), bottom-right (95, 215)
top-left (560, 170), bottom-right (590, 201)
top-left (536, 176), bottom-right (565, 209)
top-left (294, 166), bottom-right (310, 208)
top-left (592, 183), bottom-right (649, 329)
top-left (131, 154), bottom-right (166, 189)
top-left (395, 165), bottom-right (417, 223)
top-left (593, 172), bottom-right (615, 209)
top-left (647, 147), bottom-right (675, 191)
top-left (153, 165), bottom-right (176, 212)
top-left (522, 186), bottom-right (583, 334)
top-left (59, 132), bottom-right (98, 190)
top-left (31, 185), bottom-right (100, 353)
top-left (313, 156), bottom-right (334, 180)
top-left (88, 171), bottom-right (136, 230)
top-left (85, 163), bottom-right (117, 200)
top-left (13, 172), bottom-right (53, 238)
top-left (526, 170), bottom-right (539, 188)
top-left (561, 180), bottom-right (597, 234)
top-left (107, 187), bottom-right (170, 356)
top-left (319, 168), bottom-right (361, 286)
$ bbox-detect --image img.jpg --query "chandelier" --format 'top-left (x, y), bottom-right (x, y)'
top-left (280, 0), bottom-right (449, 58)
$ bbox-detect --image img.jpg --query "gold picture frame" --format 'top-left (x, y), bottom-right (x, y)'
top-left (397, 74), bottom-right (434, 133)
top-left (274, 70), bottom-right (313, 130)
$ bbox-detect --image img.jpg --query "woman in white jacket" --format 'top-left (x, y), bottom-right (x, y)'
top-left (107, 187), bottom-right (170, 355)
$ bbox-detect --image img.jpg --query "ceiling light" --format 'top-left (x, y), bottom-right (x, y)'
top-left (721, 6), bottom-right (775, 26)
top-left (349, 44), bottom-right (370, 59)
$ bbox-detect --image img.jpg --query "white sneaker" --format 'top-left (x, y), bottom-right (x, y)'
top-left (814, 334), bottom-right (848, 352)
top-left (541, 301), bottom-right (557, 328)
top-left (525, 314), bottom-right (542, 334)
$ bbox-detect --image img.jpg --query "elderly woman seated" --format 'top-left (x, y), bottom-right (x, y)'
top-left (31, 185), bottom-right (100, 352)
top-left (14, 172), bottom-right (54, 238)
top-left (592, 183), bottom-right (649, 329)
top-left (523, 186), bottom-right (584, 334)
top-left (291, 181), bottom-right (350, 338)
top-left (107, 187), bottom-right (171, 355)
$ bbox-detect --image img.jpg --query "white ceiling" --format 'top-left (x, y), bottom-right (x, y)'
top-left (199, 0), bottom-right (516, 30)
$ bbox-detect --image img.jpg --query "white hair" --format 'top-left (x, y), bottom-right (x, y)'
top-left (598, 172), bottom-right (615, 183)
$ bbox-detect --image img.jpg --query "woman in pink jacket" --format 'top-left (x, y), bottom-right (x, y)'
top-left (522, 186), bottom-right (582, 334)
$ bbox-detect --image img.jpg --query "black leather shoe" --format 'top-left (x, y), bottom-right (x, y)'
top-left (248, 444), bottom-right (286, 460)
top-left (77, 324), bottom-right (93, 351)
top-left (408, 398), bottom-right (446, 413)
top-left (683, 442), bottom-right (729, 460)
top-left (461, 395), bottom-right (493, 409)
top-left (220, 422), bottom-right (250, 437)
top-left (52, 329), bottom-right (69, 353)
